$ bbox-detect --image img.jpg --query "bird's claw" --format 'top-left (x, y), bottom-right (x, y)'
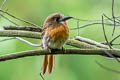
top-left (62, 47), bottom-right (66, 54)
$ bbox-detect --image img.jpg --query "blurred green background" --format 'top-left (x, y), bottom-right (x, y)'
top-left (0, 0), bottom-right (120, 80)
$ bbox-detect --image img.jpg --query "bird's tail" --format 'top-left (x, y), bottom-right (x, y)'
top-left (41, 55), bottom-right (55, 74)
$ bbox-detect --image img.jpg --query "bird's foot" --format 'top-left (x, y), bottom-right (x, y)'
top-left (62, 47), bottom-right (66, 54)
top-left (49, 48), bottom-right (59, 54)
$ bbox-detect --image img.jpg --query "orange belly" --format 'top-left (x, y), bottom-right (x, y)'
top-left (47, 25), bottom-right (69, 41)
top-left (46, 25), bottom-right (69, 48)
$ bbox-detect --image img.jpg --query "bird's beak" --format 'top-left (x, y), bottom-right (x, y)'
top-left (60, 16), bottom-right (72, 21)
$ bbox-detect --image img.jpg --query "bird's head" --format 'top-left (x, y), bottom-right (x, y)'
top-left (43, 13), bottom-right (72, 27)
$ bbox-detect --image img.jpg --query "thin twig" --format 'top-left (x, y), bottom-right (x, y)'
top-left (95, 60), bottom-right (120, 73)
top-left (0, 9), bottom-right (40, 27)
top-left (0, 0), bottom-right (6, 10)
top-left (40, 73), bottom-right (45, 80)
top-left (115, 17), bottom-right (120, 22)
top-left (112, 0), bottom-right (116, 36)
top-left (72, 16), bottom-right (120, 22)
top-left (0, 14), bottom-right (19, 25)
top-left (16, 37), bottom-right (41, 47)
top-left (102, 15), bottom-right (120, 62)
top-left (104, 50), bottom-right (120, 62)
top-left (110, 34), bottom-right (120, 44)
top-left (77, 20), bottom-right (79, 36)
top-left (102, 15), bottom-right (112, 49)
top-left (0, 37), bottom-right (41, 47)
top-left (111, 43), bottom-right (120, 46)
top-left (103, 14), bottom-right (120, 24)
top-left (112, 0), bottom-right (115, 18)
top-left (70, 22), bottom-right (120, 30)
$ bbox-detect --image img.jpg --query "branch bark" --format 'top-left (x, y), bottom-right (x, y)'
top-left (0, 30), bottom-right (41, 39)
top-left (0, 30), bottom-right (108, 49)
top-left (0, 29), bottom-right (117, 62)
top-left (0, 48), bottom-right (120, 62)
top-left (4, 25), bottom-right (42, 32)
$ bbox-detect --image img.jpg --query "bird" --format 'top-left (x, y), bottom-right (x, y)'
top-left (41, 13), bottom-right (72, 74)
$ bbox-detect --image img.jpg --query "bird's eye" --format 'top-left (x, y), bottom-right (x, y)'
top-left (53, 17), bottom-right (60, 22)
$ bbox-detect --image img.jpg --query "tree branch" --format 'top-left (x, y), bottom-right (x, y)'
top-left (0, 48), bottom-right (120, 62)
top-left (1, 29), bottom-right (119, 63)
top-left (74, 36), bottom-right (108, 48)
top-left (3, 25), bottom-right (42, 32)
top-left (0, 30), bottom-right (41, 39)
top-left (66, 39), bottom-right (101, 49)
top-left (0, 30), bottom-right (109, 49)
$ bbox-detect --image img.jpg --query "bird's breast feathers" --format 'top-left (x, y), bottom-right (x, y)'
top-left (47, 25), bottom-right (69, 41)
top-left (43, 25), bottom-right (69, 49)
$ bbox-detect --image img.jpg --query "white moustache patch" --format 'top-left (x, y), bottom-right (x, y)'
top-left (60, 21), bottom-right (65, 24)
